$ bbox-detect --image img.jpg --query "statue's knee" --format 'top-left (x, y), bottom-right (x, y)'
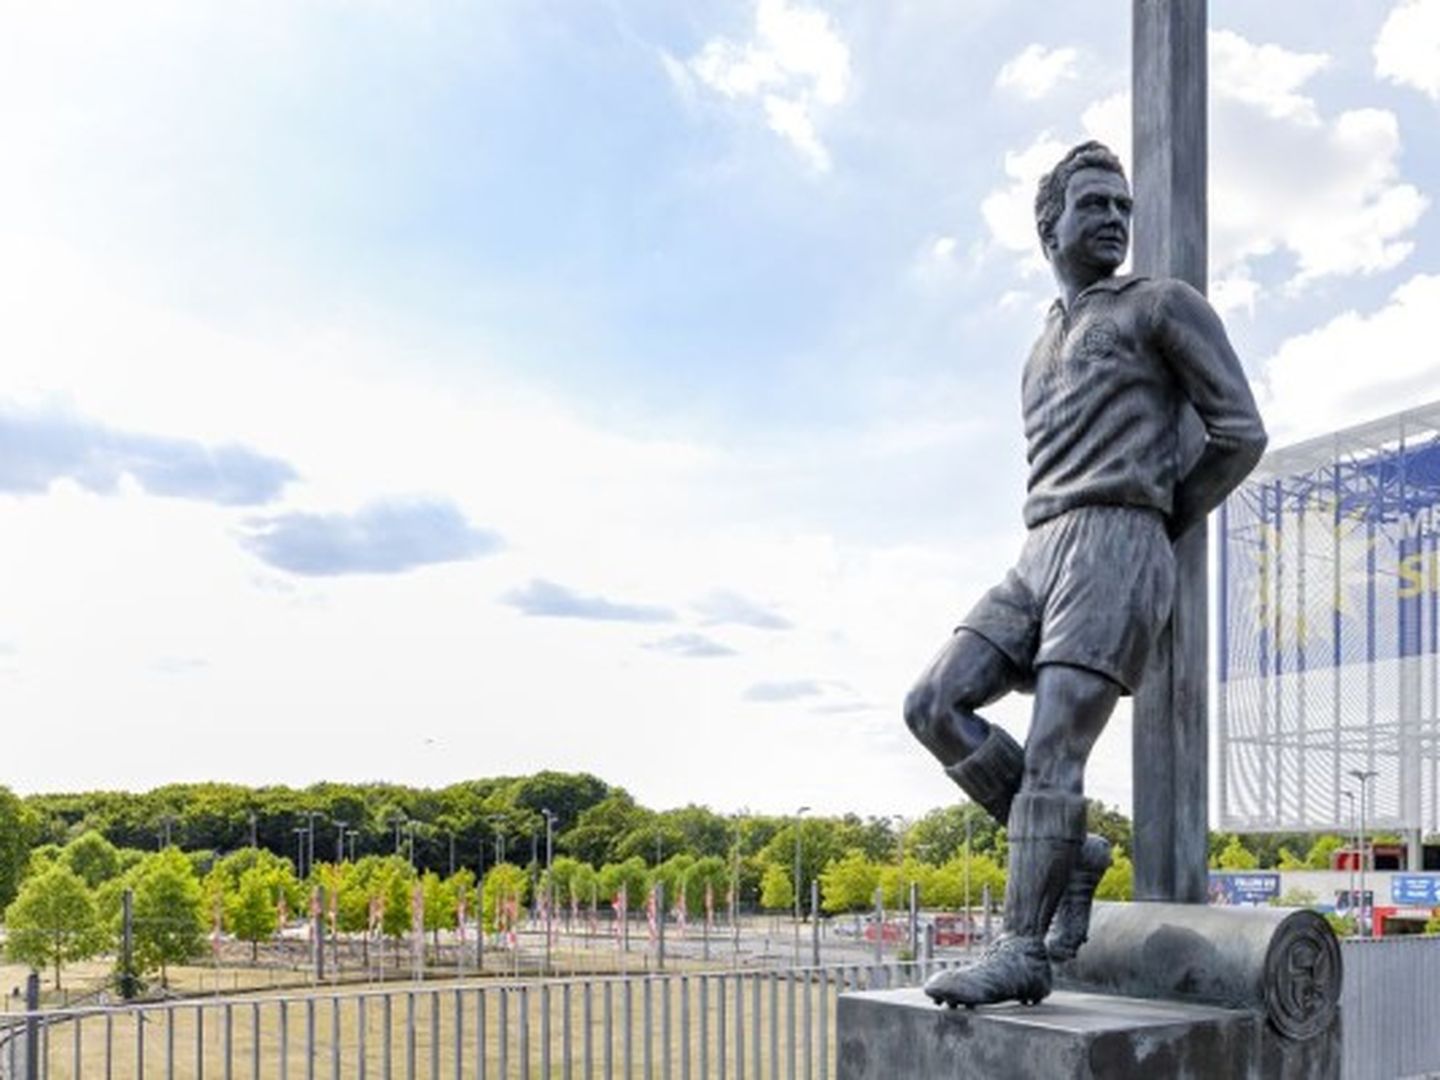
top-left (903, 683), bottom-right (937, 738)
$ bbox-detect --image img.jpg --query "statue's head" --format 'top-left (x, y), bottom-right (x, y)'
top-left (1034, 141), bottom-right (1130, 276)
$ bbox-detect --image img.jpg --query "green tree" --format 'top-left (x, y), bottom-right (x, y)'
top-left (131, 848), bottom-right (206, 985)
top-left (59, 830), bottom-right (122, 889)
top-left (3, 864), bottom-right (104, 988)
top-left (932, 852), bottom-right (1006, 909)
top-left (482, 863), bottom-right (530, 934)
top-left (1095, 853), bottom-right (1134, 900)
top-left (380, 868), bottom-right (417, 942)
top-left (759, 863), bottom-right (793, 911)
top-left (1216, 835), bottom-right (1259, 870)
top-left (649, 854), bottom-right (695, 913)
top-left (1276, 847), bottom-right (1307, 871)
top-left (597, 858), bottom-right (650, 911)
top-left (421, 871), bottom-right (456, 949)
top-left (226, 867), bottom-right (280, 961)
top-left (680, 856), bottom-right (730, 916)
top-left (820, 850), bottom-right (881, 914)
top-left (1305, 834), bottom-right (1345, 870)
top-left (905, 804), bottom-right (1002, 863)
top-left (0, 786), bottom-right (39, 910)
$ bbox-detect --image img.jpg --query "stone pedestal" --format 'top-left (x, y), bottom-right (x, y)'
top-left (836, 988), bottom-right (1340, 1080)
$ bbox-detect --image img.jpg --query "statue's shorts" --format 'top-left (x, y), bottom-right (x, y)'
top-left (957, 505), bottom-right (1175, 695)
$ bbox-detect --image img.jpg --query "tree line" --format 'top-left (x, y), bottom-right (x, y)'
top-left (0, 769), bottom-right (1382, 990)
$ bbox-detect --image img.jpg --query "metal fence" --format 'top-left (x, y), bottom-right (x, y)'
top-left (1341, 936), bottom-right (1440, 1080)
top-left (0, 960), bottom-right (953, 1080)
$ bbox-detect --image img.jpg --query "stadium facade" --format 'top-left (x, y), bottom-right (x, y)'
top-left (1218, 401), bottom-right (1440, 867)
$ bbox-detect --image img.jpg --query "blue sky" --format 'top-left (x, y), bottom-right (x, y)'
top-left (2, 0), bottom-right (1439, 822)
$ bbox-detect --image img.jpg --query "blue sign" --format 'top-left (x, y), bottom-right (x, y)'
top-left (1208, 872), bottom-right (1280, 906)
top-left (1391, 875), bottom-right (1440, 906)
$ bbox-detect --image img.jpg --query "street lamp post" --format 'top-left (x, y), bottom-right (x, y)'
top-left (306, 812), bottom-right (322, 875)
top-left (293, 827), bottom-right (308, 878)
top-left (541, 808), bottom-right (557, 974)
top-left (347, 829), bottom-right (359, 863)
top-left (1340, 790), bottom-right (1356, 919)
top-left (335, 821), bottom-right (348, 863)
top-left (793, 806), bottom-right (811, 964)
top-left (1349, 769), bottom-right (1378, 937)
top-left (249, 812), bottom-right (258, 850)
top-left (392, 815), bottom-right (406, 856)
top-left (964, 810), bottom-right (973, 955)
top-left (490, 817), bottom-right (507, 866)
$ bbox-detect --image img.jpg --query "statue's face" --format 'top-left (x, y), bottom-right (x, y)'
top-left (1050, 167), bottom-right (1131, 274)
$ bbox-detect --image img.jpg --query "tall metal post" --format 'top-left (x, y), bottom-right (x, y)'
top-left (120, 888), bottom-right (137, 999)
top-left (872, 888), bottom-right (883, 965)
top-left (657, 882), bottom-right (666, 972)
top-left (1351, 768), bottom-right (1377, 936)
top-left (24, 971), bottom-right (39, 1080)
top-left (1131, 0), bottom-right (1211, 903)
top-left (541, 808), bottom-right (555, 975)
top-left (811, 880), bottom-right (821, 967)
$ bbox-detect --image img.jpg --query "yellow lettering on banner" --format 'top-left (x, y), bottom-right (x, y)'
top-left (1399, 553), bottom-right (1427, 599)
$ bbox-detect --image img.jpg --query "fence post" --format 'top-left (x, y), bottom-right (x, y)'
top-left (811, 881), bottom-right (820, 967)
top-left (872, 889), bottom-right (883, 965)
top-left (120, 888), bottom-right (138, 999)
top-left (23, 971), bottom-right (38, 1080)
top-left (907, 882), bottom-right (918, 958)
top-left (657, 882), bottom-right (666, 972)
top-left (314, 886), bottom-right (326, 983)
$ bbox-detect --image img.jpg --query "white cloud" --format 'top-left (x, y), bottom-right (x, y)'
top-left (676, 0), bottom-right (851, 171)
top-left (1256, 274), bottom-right (1440, 443)
top-left (1210, 29), bottom-right (1329, 125)
top-left (995, 44), bottom-right (1080, 101)
top-left (1375, 0), bottom-right (1440, 101)
top-left (1210, 269), bottom-right (1261, 320)
top-left (977, 31), bottom-right (1427, 294)
top-left (978, 132), bottom-right (1070, 273)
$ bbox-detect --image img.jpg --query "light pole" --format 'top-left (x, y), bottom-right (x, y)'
top-left (335, 821), bottom-right (348, 863)
top-left (541, 808), bottom-right (557, 974)
top-left (391, 814), bottom-right (406, 856)
top-left (347, 829), bottom-right (359, 862)
top-left (964, 809), bottom-right (974, 953)
top-left (1349, 768), bottom-right (1378, 937)
top-left (293, 827), bottom-right (308, 878)
top-left (306, 811), bottom-right (322, 875)
top-left (793, 806), bottom-right (811, 964)
top-left (249, 812), bottom-right (258, 850)
top-left (1340, 790), bottom-right (1356, 920)
top-left (489, 817), bottom-right (507, 866)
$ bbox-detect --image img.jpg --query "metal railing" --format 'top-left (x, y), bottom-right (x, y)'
top-left (1340, 936), bottom-right (1440, 1080)
top-left (0, 960), bottom-right (955, 1080)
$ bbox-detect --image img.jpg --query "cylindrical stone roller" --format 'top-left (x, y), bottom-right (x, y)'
top-left (1057, 902), bottom-right (1341, 1040)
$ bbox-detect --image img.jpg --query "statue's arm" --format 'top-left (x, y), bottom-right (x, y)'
top-left (1151, 280), bottom-right (1268, 539)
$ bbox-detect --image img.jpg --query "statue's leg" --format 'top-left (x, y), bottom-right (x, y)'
top-left (903, 629), bottom-right (1020, 778)
top-left (924, 663), bottom-right (1118, 1008)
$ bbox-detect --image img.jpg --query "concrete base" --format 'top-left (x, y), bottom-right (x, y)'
top-left (836, 988), bottom-right (1340, 1080)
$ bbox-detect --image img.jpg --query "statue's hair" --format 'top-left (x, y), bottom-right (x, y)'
top-left (1034, 141), bottom-right (1127, 243)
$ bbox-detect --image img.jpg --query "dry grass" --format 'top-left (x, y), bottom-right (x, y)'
top-left (21, 970), bottom-right (845, 1079)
